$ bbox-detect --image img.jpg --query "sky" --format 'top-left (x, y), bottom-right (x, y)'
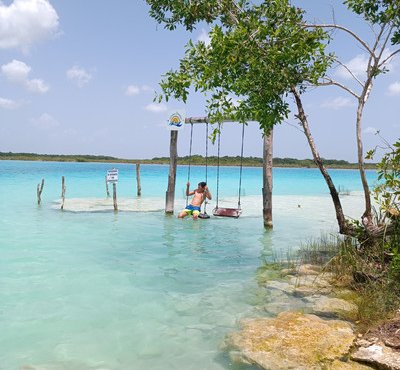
top-left (0, 0), bottom-right (399, 162)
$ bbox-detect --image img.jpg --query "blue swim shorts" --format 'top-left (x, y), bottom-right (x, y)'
top-left (183, 204), bottom-right (201, 215)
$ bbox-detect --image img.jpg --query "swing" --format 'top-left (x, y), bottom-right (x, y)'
top-left (186, 122), bottom-right (210, 219)
top-left (212, 123), bottom-right (245, 219)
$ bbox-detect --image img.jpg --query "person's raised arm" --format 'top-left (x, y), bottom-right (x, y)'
top-left (204, 186), bottom-right (212, 200)
top-left (186, 182), bottom-right (195, 196)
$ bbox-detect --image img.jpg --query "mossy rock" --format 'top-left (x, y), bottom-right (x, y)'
top-left (222, 311), bottom-right (355, 370)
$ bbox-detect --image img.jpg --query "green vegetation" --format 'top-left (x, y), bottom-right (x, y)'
top-left (0, 151), bottom-right (377, 169)
top-left (297, 139), bottom-right (400, 329)
top-left (146, 0), bottom-right (399, 240)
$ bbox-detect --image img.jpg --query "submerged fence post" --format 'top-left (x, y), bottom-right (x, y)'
top-left (166, 130), bottom-right (178, 214)
top-left (136, 163), bottom-right (141, 196)
top-left (263, 130), bottom-right (273, 229)
top-left (105, 175), bottom-right (110, 197)
top-left (113, 183), bottom-right (118, 211)
top-left (61, 176), bottom-right (66, 210)
top-left (37, 178), bottom-right (44, 205)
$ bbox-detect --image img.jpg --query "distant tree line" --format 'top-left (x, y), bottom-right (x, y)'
top-left (0, 151), bottom-right (376, 169)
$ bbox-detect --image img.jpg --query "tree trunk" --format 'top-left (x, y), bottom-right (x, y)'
top-left (263, 129), bottom-right (273, 229)
top-left (291, 87), bottom-right (352, 235)
top-left (37, 178), bottom-right (44, 205)
top-left (136, 163), bottom-right (142, 196)
top-left (357, 96), bottom-right (372, 227)
top-left (166, 130), bottom-right (178, 214)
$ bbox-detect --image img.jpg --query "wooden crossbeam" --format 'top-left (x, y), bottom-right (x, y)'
top-left (184, 117), bottom-right (237, 124)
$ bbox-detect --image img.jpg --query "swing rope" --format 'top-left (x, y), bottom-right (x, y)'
top-left (214, 122), bottom-right (245, 213)
top-left (186, 123), bottom-right (194, 206)
top-left (203, 122), bottom-right (209, 214)
top-left (215, 123), bottom-right (221, 209)
top-left (237, 122), bottom-right (245, 209)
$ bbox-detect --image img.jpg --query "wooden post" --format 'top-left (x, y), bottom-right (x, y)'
top-left (61, 176), bottom-right (66, 210)
top-left (165, 130), bottom-right (178, 214)
top-left (113, 183), bottom-right (118, 211)
top-left (136, 163), bottom-right (141, 196)
top-left (105, 175), bottom-right (110, 197)
top-left (263, 129), bottom-right (273, 228)
top-left (37, 178), bottom-right (44, 205)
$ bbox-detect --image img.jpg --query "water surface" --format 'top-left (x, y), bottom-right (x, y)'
top-left (0, 161), bottom-right (377, 369)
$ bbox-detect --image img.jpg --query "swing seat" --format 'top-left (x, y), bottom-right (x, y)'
top-left (212, 207), bottom-right (242, 218)
top-left (199, 213), bottom-right (210, 219)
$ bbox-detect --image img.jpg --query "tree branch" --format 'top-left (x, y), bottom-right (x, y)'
top-left (304, 23), bottom-right (374, 56)
top-left (333, 57), bottom-right (364, 87)
top-left (379, 48), bottom-right (400, 68)
top-left (316, 78), bottom-right (360, 99)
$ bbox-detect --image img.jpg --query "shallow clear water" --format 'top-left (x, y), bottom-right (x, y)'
top-left (0, 161), bottom-right (377, 369)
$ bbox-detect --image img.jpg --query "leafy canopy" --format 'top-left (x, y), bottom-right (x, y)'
top-left (147, 0), bottom-right (331, 133)
top-left (345, 0), bottom-right (400, 44)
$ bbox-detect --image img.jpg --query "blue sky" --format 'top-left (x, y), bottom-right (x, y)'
top-left (0, 0), bottom-right (398, 161)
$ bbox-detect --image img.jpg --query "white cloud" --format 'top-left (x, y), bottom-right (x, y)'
top-left (336, 54), bottom-right (368, 80)
top-left (31, 113), bottom-right (59, 129)
top-left (1, 59), bottom-right (30, 81)
top-left (197, 29), bottom-right (211, 46)
top-left (125, 85), bottom-right (140, 96)
top-left (26, 78), bottom-right (49, 93)
top-left (125, 84), bottom-right (154, 96)
top-left (145, 102), bottom-right (167, 113)
top-left (336, 49), bottom-right (396, 80)
top-left (1, 59), bottom-right (49, 93)
top-left (364, 126), bottom-right (378, 134)
top-left (141, 85), bottom-right (153, 92)
top-left (387, 81), bottom-right (400, 96)
top-left (0, 97), bottom-right (19, 109)
top-left (66, 66), bottom-right (92, 87)
top-left (0, 0), bottom-right (59, 51)
top-left (321, 96), bottom-right (354, 109)
top-left (228, 95), bottom-right (241, 107)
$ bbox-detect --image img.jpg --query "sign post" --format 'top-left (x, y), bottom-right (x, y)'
top-left (106, 168), bottom-right (118, 211)
top-left (106, 168), bottom-right (119, 183)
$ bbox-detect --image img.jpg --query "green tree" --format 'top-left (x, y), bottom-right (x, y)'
top-left (149, 0), bottom-right (329, 131)
top-left (146, 0), bottom-right (400, 241)
top-left (300, 0), bottom-right (400, 237)
top-left (147, 0), bottom-right (331, 228)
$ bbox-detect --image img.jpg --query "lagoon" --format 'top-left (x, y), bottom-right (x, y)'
top-left (0, 161), bottom-right (377, 369)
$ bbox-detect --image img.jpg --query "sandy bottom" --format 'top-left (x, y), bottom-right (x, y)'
top-left (53, 192), bottom-right (366, 222)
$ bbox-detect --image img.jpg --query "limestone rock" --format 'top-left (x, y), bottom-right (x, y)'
top-left (293, 285), bottom-right (332, 297)
top-left (265, 280), bottom-right (295, 294)
top-left (288, 274), bottom-right (334, 297)
top-left (352, 343), bottom-right (400, 370)
top-left (328, 359), bottom-right (373, 369)
top-left (222, 311), bottom-right (355, 370)
top-left (305, 296), bottom-right (358, 320)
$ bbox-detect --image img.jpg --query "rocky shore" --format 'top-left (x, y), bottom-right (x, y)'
top-left (222, 264), bottom-right (400, 369)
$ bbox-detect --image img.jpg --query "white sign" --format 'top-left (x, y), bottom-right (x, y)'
top-left (167, 110), bottom-right (186, 131)
top-left (107, 168), bottom-right (118, 182)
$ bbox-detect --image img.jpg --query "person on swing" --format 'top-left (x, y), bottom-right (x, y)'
top-left (178, 181), bottom-right (212, 220)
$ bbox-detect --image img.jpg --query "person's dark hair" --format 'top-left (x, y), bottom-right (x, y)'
top-left (198, 182), bottom-right (207, 188)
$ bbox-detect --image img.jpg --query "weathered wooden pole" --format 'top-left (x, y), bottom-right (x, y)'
top-left (105, 175), bottom-right (110, 197)
top-left (136, 163), bottom-right (141, 196)
top-left (113, 183), bottom-right (118, 211)
top-left (165, 130), bottom-right (178, 214)
top-left (262, 129), bottom-right (273, 228)
top-left (37, 178), bottom-right (44, 205)
top-left (61, 176), bottom-right (66, 210)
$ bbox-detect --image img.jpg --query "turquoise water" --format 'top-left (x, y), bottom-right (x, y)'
top-left (0, 161), bottom-right (377, 370)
